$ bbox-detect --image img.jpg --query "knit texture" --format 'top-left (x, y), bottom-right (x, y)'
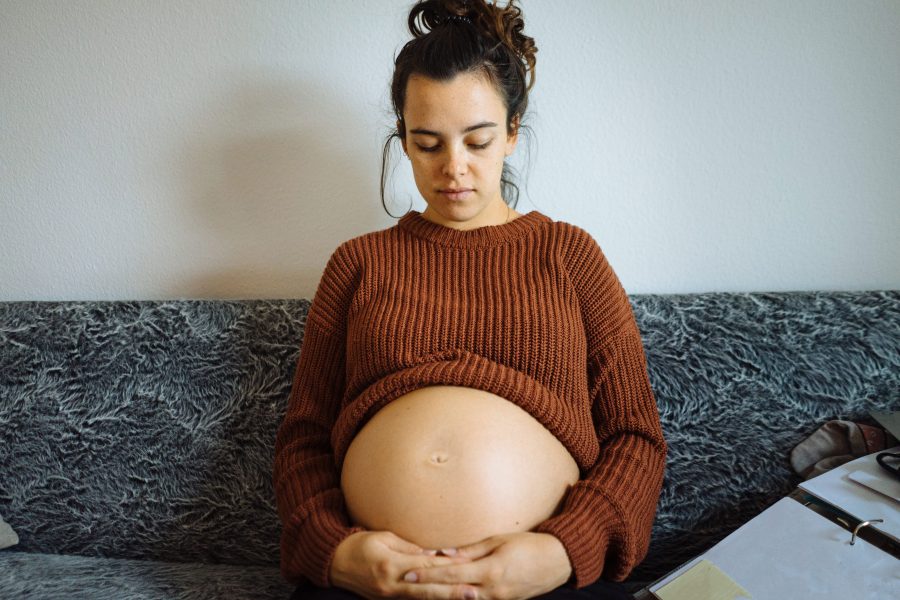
top-left (272, 209), bottom-right (668, 589)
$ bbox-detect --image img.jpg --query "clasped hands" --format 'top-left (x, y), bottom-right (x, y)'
top-left (330, 529), bottom-right (573, 600)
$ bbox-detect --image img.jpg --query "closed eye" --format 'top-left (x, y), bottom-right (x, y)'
top-left (416, 142), bottom-right (491, 153)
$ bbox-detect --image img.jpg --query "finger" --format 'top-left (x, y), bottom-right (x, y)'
top-left (403, 557), bottom-right (491, 585)
top-left (384, 532), bottom-right (428, 555)
top-left (454, 536), bottom-right (502, 560)
top-left (409, 554), bottom-right (474, 570)
top-left (394, 581), bottom-right (480, 600)
top-left (397, 553), bottom-right (474, 584)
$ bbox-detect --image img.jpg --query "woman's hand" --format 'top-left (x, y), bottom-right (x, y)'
top-left (399, 531), bottom-right (573, 600)
top-left (329, 530), bottom-right (478, 600)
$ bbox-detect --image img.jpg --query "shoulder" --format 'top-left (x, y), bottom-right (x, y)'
top-left (546, 219), bottom-right (636, 344)
top-left (323, 223), bottom-right (389, 272)
top-left (308, 238), bottom-right (366, 334)
top-left (544, 219), bottom-right (612, 280)
top-left (318, 223), bottom-right (398, 293)
top-left (539, 216), bottom-right (603, 249)
top-left (316, 233), bottom-right (371, 304)
top-left (329, 220), bottom-right (401, 262)
top-left (321, 239), bottom-right (359, 281)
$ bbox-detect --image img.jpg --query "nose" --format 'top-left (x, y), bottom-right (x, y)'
top-left (441, 143), bottom-right (468, 178)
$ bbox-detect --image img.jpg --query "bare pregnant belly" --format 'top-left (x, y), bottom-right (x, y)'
top-left (340, 385), bottom-right (580, 550)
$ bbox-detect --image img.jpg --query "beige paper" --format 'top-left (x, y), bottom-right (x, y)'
top-left (654, 559), bottom-right (752, 600)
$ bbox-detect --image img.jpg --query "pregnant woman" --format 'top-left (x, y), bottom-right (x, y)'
top-left (273, 1), bottom-right (668, 599)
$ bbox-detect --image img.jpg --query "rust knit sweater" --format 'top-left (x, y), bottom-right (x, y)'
top-left (272, 209), bottom-right (668, 590)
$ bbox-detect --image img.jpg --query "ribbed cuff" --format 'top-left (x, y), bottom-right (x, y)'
top-left (281, 500), bottom-right (367, 587)
top-left (531, 487), bottom-right (621, 589)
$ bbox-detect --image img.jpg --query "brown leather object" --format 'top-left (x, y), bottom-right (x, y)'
top-left (790, 419), bottom-right (899, 480)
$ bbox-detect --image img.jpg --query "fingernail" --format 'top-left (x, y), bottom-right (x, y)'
top-left (440, 547), bottom-right (457, 556)
top-left (404, 571), bottom-right (418, 582)
top-left (464, 589), bottom-right (476, 600)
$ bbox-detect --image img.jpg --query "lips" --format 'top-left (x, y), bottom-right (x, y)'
top-left (440, 189), bottom-right (473, 200)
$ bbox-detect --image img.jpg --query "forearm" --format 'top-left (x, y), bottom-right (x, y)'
top-left (273, 312), bottom-right (363, 586)
top-left (534, 327), bottom-right (668, 588)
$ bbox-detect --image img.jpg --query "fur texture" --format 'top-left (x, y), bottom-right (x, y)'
top-left (0, 291), bottom-right (897, 596)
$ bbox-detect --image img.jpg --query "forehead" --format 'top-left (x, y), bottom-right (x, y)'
top-left (404, 72), bottom-right (505, 125)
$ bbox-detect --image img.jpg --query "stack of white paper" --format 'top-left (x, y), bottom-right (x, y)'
top-left (799, 444), bottom-right (900, 544)
top-left (648, 447), bottom-right (900, 599)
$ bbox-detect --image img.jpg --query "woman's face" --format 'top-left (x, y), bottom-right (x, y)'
top-left (399, 72), bottom-right (519, 229)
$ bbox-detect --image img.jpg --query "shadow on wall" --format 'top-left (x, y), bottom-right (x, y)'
top-left (169, 74), bottom-right (403, 300)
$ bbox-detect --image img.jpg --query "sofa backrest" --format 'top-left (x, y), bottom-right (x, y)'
top-left (0, 292), bottom-right (897, 577)
top-left (0, 299), bottom-right (311, 567)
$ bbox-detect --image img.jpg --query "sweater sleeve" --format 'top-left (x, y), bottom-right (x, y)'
top-left (532, 229), bottom-right (668, 589)
top-left (272, 242), bottom-right (367, 587)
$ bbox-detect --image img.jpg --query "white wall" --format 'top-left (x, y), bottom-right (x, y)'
top-left (2, 0), bottom-right (898, 301)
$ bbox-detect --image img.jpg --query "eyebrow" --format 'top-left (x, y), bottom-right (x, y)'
top-left (409, 121), bottom-right (498, 137)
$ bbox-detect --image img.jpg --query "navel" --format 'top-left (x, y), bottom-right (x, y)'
top-left (429, 452), bottom-right (450, 465)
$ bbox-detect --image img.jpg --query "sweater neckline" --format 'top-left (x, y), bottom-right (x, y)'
top-left (397, 209), bottom-right (551, 248)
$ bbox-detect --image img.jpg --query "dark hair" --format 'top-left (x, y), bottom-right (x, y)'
top-left (380, 0), bottom-right (538, 216)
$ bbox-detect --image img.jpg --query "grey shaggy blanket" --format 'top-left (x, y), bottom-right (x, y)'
top-left (0, 290), bottom-right (897, 597)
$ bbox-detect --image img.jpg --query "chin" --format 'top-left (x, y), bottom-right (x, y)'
top-left (430, 199), bottom-right (486, 219)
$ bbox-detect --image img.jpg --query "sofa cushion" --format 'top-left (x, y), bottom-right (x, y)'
top-left (0, 550), bottom-right (294, 599)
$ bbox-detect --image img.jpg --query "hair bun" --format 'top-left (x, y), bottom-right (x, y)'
top-left (409, 1), bottom-right (535, 91)
top-left (483, 1), bottom-right (537, 92)
top-left (411, 0), bottom-right (475, 35)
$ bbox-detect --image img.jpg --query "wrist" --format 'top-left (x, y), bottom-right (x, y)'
top-left (329, 530), bottom-right (365, 587)
top-left (538, 532), bottom-right (573, 586)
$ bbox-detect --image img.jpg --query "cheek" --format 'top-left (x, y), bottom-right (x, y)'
top-left (410, 160), bottom-right (438, 185)
top-left (487, 153), bottom-right (507, 176)
top-left (408, 157), bottom-right (430, 174)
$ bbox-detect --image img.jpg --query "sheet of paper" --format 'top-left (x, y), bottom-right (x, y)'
top-left (799, 444), bottom-right (900, 544)
top-left (654, 559), bottom-right (751, 600)
top-left (649, 497), bottom-right (899, 599)
top-left (870, 408), bottom-right (900, 442)
top-left (848, 469), bottom-right (900, 503)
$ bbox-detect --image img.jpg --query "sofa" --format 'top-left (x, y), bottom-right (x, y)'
top-left (1, 290), bottom-right (897, 598)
